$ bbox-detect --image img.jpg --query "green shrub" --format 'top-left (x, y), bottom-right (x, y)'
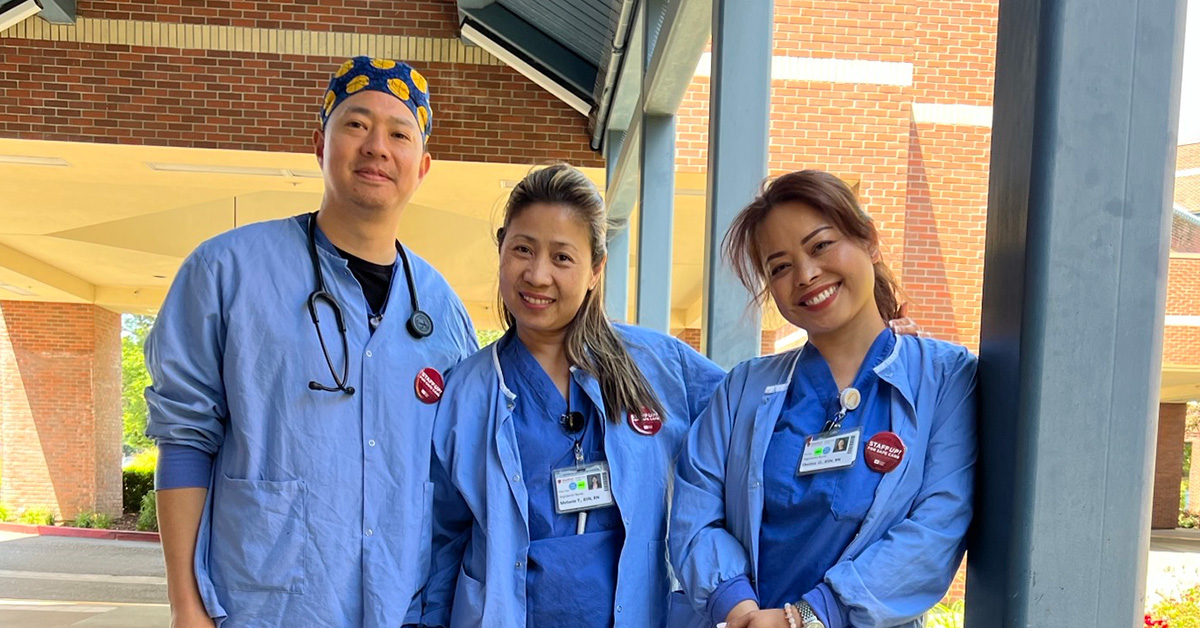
top-left (69, 511), bottom-right (114, 529)
top-left (137, 491), bottom-right (158, 532)
top-left (1181, 510), bottom-right (1200, 529)
top-left (0, 503), bottom-right (10, 522)
top-left (476, 329), bottom-right (504, 347)
top-left (1149, 583), bottom-right (1200, 628)
top-left (17, 506), bottom-right (54, 526)
top-left (123, 448), bottom-right (158, 514)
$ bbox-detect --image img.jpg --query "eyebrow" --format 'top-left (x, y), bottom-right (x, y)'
top-left (343, 105), bottom-right (418, 129)
top-left (509, 233), bottom-right (581, 251)
top-left (764, 225), bottom-right (833, 262)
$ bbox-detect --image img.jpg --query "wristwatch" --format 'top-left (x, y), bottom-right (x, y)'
top-left (796, 601), bottom-right (826, 628)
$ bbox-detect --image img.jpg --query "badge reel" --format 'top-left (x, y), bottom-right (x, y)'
top-left (797, 387), bottom-right (864, 476)
top-left (552, 409), bottom-right (614, 534)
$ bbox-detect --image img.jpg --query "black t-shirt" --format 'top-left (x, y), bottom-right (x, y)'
top-left (335, 246), bottom-right (395, 320)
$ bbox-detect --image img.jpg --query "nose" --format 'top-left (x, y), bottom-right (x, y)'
top-left (525, 254), bottom-right (552, 287)
top-left (360, 126), bottom-right (389, 160)
top-left (794, 255), bottom-right (821, 288)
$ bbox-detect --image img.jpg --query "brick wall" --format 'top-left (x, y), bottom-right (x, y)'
top-left (0, 301), bottom-right (122, 518)
top-left (905, 122), bottom-right (990, 350)
top-left (910, 0), bottom-right (998, 104)
top-left (1153, 403), bottom-right (1187, 529)
top-left (77, 0), bottom-right (461, 37)
top-left (1165, 256), bottom-right (1200, 365)
top-left (0, 2), bottom-right (603, 166)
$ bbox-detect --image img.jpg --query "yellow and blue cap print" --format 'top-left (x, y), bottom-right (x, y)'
top-left (319, 56), bottom-right (433, 141)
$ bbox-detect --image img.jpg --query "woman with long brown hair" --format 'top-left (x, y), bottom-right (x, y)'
top-left (669, 170), bottom-right (977, 628)
top-left (422, 163), bottom-right (727, 627)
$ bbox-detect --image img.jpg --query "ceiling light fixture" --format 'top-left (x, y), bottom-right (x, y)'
top-left (145, 162), bottom-right (324, 178)
top-left (0, 154), bottom-right (69, 166)
top-left (146, 162), bottom-right (289, 177)
top-left (0, 281), bottom-right (35, 296)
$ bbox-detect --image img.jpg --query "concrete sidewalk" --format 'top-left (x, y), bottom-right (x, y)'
top-left (1147, 529), bottom-right (1200, 606)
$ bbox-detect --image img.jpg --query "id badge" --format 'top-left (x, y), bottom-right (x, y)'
top-left (552, 461), bottom-right (615, 514)
top-left (796, 427), bottom-right (862, 475)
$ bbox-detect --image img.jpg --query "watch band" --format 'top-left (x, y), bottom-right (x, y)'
top-left (796, 601), bottom-right (825, 628)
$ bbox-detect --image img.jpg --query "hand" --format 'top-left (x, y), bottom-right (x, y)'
top-left (170, 606), bottom-right (216, 628)
top-left (887, 303), bottom-right (925, 338)
top-left (727, 608), bottom-right (792, 628)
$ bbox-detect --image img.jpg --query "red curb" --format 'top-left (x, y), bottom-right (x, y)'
top-left (0, 521), bottom-right (160, 543)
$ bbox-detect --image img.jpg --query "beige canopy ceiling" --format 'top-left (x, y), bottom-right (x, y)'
top-left (0, 137), bottom-right (724, 331)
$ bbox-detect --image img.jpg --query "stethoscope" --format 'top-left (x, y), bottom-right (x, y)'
top-left (306, 212), bottom-right (433, 395)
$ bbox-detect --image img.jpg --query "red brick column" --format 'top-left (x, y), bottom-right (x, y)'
top-left (1153, 403), bottom-right (1187, 529)
top-left (0, 301), bottom-right (122, 519)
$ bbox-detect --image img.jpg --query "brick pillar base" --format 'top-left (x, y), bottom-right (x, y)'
top-left (0, 301), bottom-right (122, 519)
top-left (1152, 403), bottom-right (1187, 529)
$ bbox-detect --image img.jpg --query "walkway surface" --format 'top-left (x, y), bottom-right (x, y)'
top-left (0, 528), bottom-right (1197, 626)
top-left (0, 530), bottom-right (169, 627)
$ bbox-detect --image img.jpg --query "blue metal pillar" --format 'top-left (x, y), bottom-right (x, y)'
top-left (635, 0), bottom-right (675, 333)
top-left (701, 0), bottom-right (771, 367)
top-left (967, 0), bottom-right (1187, 625)
top-left (604, 130), bottom-right (631, 323)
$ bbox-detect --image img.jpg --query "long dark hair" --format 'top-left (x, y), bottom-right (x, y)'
top-left (496, 163), bottom-right (665, 424)
top-left (722, 169), bottom-right (903, 321)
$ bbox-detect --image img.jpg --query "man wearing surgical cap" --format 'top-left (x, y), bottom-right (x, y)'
top-left (146, 57), bottom-right (478, 628)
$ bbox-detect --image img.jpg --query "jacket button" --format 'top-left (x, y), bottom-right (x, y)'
top-left (512, 474), bottom-right (520, 482)
top-left (515, 561), bottom-right (523, 569)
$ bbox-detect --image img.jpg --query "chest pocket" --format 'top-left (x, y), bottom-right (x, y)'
top-left (816, 457), bottom-right (884, 523)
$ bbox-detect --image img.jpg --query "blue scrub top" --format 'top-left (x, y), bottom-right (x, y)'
top-left (756, 329), bottom-right (895, 619)
top-left (145, 216), bottom-right (478, 628)
top-left (499, 333), bottom-right (624, 628)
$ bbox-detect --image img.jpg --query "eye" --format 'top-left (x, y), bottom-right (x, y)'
top-left (347, 120), bottom-right (366, 129)
top-left (768, 262), bottom-right (791, 278)
top-left (392, 131), bottom-right (410, 140)
top-left (812, 240), bottom-right (834, 254)
top-left (555, 253), bottom-right (574, 264)
top-left (512, 244), bottom-right (532, 255)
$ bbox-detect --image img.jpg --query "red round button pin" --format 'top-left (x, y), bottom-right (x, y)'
top-left (865, 431), bottom-right (906, 473)
top-left (627, 407), bottom-right (662, 436)
top-left (414, 367), bottom-right (444, 404)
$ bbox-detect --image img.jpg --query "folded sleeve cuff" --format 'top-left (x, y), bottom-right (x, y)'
top-left (708, 575), bottom-right (758, 625)
top-left (155, 443), bottom-right (215, 490)
top-left (803, 583), bottom-right (848, 628)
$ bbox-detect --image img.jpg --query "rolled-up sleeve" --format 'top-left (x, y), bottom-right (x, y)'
top-left (145, 247), bottom-right (229, 461)
top-left (669, 366), bottom-right (755, 617)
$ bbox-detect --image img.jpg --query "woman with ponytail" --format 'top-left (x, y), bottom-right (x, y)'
top-left (669, 170), bottom-right (977, 628)
top-left (421, 163), bottom-right (727, 628)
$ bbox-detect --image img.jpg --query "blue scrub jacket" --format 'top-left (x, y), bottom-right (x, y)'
top-left (425, 324), bottom-right (726, 628)
top-left (669, 335), bottom-right (977, 628)
top-left (145, 217), bottom-right (478, 628)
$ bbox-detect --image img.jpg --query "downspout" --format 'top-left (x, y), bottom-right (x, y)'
top-left (589, 0), bottom-right (639, 151)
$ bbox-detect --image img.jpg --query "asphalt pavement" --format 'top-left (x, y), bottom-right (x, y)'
top-left (0, 531), bottom-right (169, 627)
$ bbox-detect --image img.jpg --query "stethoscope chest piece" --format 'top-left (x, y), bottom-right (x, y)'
top-left (408, 309), bottom-right (434, 338)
